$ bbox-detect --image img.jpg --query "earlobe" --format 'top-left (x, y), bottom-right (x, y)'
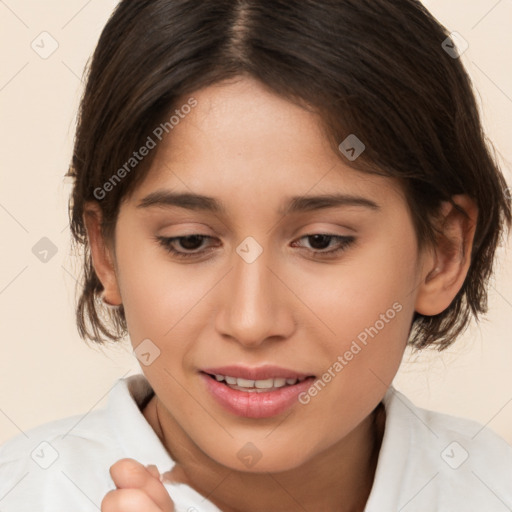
top-left (83, 202), bottom-right (122, 306)
top-left (415, 195), bottom-right (478, 316)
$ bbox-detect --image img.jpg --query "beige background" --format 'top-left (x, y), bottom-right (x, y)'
top-left (1, 0), bottom-right (511, 446)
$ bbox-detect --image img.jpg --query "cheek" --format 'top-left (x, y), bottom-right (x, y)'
top-left (289, 240), bottom-right (417, 448)
top-left (114, 234), bottom-right (202, 345)
top-left (306, 232), bottom-right (418, 383)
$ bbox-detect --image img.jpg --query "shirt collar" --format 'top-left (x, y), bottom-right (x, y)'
top-left (107, 373), bottom-right (175, 471)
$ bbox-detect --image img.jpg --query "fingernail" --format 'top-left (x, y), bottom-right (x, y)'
top-left (160, 470), bottom-right (174, 484)
top-left (145, 464), bottom-right (160, 479)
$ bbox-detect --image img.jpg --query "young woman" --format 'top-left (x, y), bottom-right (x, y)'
top-left (1, 1), bottom-right (511, 511)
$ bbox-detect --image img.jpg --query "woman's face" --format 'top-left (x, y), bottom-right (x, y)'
top-left (111, 76), bottom-right (427, 472)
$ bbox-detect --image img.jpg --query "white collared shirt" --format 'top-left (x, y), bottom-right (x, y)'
top-left (1, 374), bottom-right (511, 511)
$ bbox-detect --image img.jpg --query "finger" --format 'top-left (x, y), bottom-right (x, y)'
top-left (101, 488), bottom-right (172, 512)
top-left (109, 458), bottom-right (174, 512)
top-left (146, 464), bottom-right (161, 480)
top-left (160, 463), bottom-right (190, 486)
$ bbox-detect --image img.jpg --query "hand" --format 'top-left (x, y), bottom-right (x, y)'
top-left (101, 458), bottom-right (176, 512)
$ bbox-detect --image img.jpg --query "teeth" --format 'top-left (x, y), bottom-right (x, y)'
top-left (254, 378), bottom-right (273, 389)
top-left (237, 378), bottom-right (255, 387)
top-left (212, 374), bottom-right (305, 390)
top-left (272, 378), bottom-right (287, 388)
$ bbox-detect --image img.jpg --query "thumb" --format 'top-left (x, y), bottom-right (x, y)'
top-left (109, 458), bottom-right (175, 512)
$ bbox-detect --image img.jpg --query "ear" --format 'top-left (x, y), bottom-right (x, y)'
top-left (83, 201), bottom-right (122, 306)
top-left (415, 194), bottom-right (478, 316)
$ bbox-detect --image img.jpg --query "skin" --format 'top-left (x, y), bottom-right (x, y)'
top-left (87, 76), bottom-right (478, 512)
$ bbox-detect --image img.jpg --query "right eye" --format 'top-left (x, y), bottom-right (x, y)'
top-left (155, 235), bottom-right (218, 260)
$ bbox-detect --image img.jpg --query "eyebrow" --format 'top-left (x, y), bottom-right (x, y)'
top-left (137, 191), bottom-right (380, 215)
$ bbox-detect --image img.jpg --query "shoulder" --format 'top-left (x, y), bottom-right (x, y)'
top-left (0, 374), bottom-right (167, 511)
top-left (0, 408), bottom-right (120, 511)
top-left (395, 389), bottom-right (512, 469)
top-left (0, 378), bottom-right (139, 511)
top-left (366, 387), bottom-right (512, 512)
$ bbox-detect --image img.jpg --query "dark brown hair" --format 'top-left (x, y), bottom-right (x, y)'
top-left (67, 0), bottom-right (511, 349)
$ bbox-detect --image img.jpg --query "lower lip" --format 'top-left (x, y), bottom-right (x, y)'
top-left (200, 373), bottom-right (315, 419)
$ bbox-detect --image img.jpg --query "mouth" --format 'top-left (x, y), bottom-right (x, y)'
top-left (199, 366), bottom-right (316, 418)
top-left (202, 372), bottom-right (312, 393)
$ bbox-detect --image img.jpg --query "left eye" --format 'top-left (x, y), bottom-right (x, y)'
top-left (291, 234), bottom-right (355, 255)
top-left (155, 233), bottom-right (355, 260)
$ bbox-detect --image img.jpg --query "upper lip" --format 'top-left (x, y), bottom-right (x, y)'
top-left (201, 365), bottom-right (314, 381)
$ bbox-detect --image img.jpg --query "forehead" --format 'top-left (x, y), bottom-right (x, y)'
top-left (130, 76), bottom-right (404, 212)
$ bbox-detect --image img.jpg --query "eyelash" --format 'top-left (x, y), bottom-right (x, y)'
top-left (155, 233), bottom-right (355, 260)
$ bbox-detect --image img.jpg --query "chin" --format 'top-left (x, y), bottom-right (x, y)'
top-left (205, 440), bottom-right (313, 474)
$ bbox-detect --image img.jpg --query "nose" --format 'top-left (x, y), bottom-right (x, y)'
top-left (215, 246), bottom-right (296, 348)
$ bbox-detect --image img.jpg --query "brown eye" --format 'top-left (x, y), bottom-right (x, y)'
top-left (156, 235), bottom-right (217, 259)
top-left (175, 235), bottom-right (207, 251)
top-left (292, 234), bottom-right (355, 258)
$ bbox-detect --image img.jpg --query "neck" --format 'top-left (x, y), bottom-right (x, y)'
top-left (144, 396), bottom-right (385, 512)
